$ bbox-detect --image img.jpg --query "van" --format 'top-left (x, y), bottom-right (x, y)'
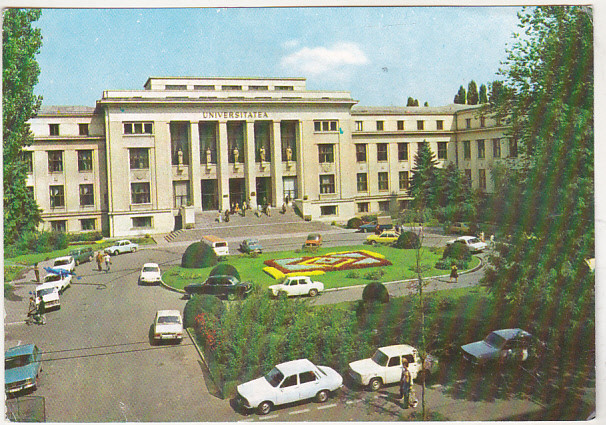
top-left (202, 235), bottom-right (229, 256)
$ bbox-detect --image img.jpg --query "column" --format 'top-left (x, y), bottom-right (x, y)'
top-left (189, 121), bottom-right (202, 210)
top-left (295, 121), bottom-right (304, 200)
top-left (244, 121), bottom-right (257, 209)
top-left (217, 121), bottom-right (230, 211)
top-left (270, 121), bottom-right (283, 207)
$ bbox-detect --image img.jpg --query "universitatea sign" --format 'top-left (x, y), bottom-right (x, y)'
top-left (201, 111), bottom-right (269, 119)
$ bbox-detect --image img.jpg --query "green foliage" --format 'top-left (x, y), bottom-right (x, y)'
top-left (467, 80), bottom-right (479, 105)
top-left (3, 9), bottom-right (43, 245)
top-left (183, 294), bottom-right (226, 328)
top-left (69, 231), bottom-right (103, 242)
top-left (345, 270), bottom-right (360, 278)
top-left (409, 141), bottom-right (439, 210)
top-left (209, 263), bottom-right (240, 281)
top-left (362, 281), bottom-right (389, 304)
top-left (363, 269), bottom-right (386, 280)
top-left (479, 84), bottom-right (488, 104)
top-left (442, 243), bottom-right (471, 262)
top-left (454, 85), bottom-right (466, 104)
top-left (395, 231), bottom-right (421, 249)
top-left (181, 242), bottom-right (217, 269)
top-left (4, 231), bottom-right (71, 257)
top-left (346, 217), bottom-right (363, 229)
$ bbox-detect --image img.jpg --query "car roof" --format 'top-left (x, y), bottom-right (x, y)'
top-left (5, 344), bottom-right (37, 357)
top-left (307, 233), bottom-right (321, 238)
top-left (244, 238), bottom-right (259, 243)
top-left (275, 358), bottom-right (317, 375)
top-left (457, 236), bottom-right (476, 241)
top-left (36, 282), bottom-right (60, 290)
top-left (378, 344), bottom-right (417, 357)
top-left (54, 256), bottom-right (73, 262)
top-left (156, 309), bottom-right (181, 317)
top-left (142, 263), bottom-right (159, 268)
top-left (118, 239), bottom-right (132, 243)
top-left (493, 328), bottom-right (531, 340)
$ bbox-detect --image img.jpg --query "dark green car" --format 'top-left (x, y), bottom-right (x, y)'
top-left (69, 247), bottom-right (94, 266)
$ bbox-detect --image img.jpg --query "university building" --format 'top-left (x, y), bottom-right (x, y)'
top-left (25, 76), bottom-right (514, 237)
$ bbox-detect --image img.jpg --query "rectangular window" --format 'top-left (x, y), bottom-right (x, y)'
top-left (477, 140), bottom-right (485, 159)
top-left (78, 150), bottom-right (93, 172)
top-left (399, 171), bottom-right (409, 190)
top-left (355, 121), bottom-right (363, 131)
top-left (170, 121), bottom-right (190, 165)
top-left (123, 122), bottom-right (153, 135)
top-left (249, 85), bottom-right (268, 91)
top-left (49, 124), bottom-right (59, 136)
top-left (378, 201), bottom-right (390, 211)
top-left (314, 120), bottom-right (338, 132)
top-left (356, 173), bottom-right (368, 192)
top-left (194, 85), bottom-right (214, 90)
top-left (320, 205), bottom-right (337, 216)
top-left (50, 220), bottom-right (67, 232)
top-left (24, 151), bottom-right (33, 173)
top-left (79, 123), bottom-right (89, 136)
top-left (49, 185), bottom-right (65, 208)
top-left (81, 218), bottom-right (96, 231)
top-left (480, 116), bottom-right (486, 128)
top-left (319, 174), bottom-right (335, 194)
top-left (129, 148), bottom-right (149, 169)
top-left (357, 202), bottom-right (369, 213)
top-left (378, 172), bottom-right (389, 191)
top-left (376, 121), bottom-right (384, 131)
top-left (355, 144), bottom-right (367, 162)
top-left (275, 85), bottom-right (294, 91)
top-left (79, 184), bottom-right (95, 206)
top-left (437, 142), bottom-right (448, 160)
top-left (199, 121), bottom-right (218, 164)
top-left (509, 139), bottom-right (518, 157)
top-left (222, 85), bottom-right (242, 90)
top-left (165, 84), bottom-right (187, 90)
top-left (132, 216), bottom-right (153, 228)
top-left (377, 143), bottom-right (388, 161)
top-left (48, 151), bottom-right (63, 172)
top-left (417, 120), bottom-right (424, 130)
top-left (398, 143), bottom-right (409, 161)
top-left (436, 120), bottom-right (444, 130)
top-left (493, 139), bottom-right (501, 158)
top-left (463, 141), bottom-right (471, 160)
top-left (466, 118), bottom-right (472, 129)
top-left (281, 121), bottom-right (297, 162)
top-left (318, 144), bottom-right (334, 163)
top-left (465, 169), bottom-right (472, 186)
top-left (173, 181), bottom-right (191, 208)
top-left (397, 120), bottom-right (404, 130)
top-left (131, 182), bottom-right (151, 204)
top-left (479, 169), bottom-right (487, 190)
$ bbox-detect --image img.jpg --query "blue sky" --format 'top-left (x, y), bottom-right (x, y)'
top-left (33, 7), bottom-right (522, 108)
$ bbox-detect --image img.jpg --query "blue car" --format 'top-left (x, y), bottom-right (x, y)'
top-left (240, 238), bottom-right (263, 253)
top-left (5, 344), bottom-right (42, 394)
top-left (461, 329), bottom-right (543, 365)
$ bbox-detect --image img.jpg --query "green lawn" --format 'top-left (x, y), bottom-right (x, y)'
top-left (162, 245), bottom-right (480, 291)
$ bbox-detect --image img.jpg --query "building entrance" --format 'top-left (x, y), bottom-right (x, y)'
top-left (256, 177), bottom-right (272, 206)
top-left (201, 179), bottom-right (218, 211)
top-left (229, 178), bottom-right (245, 209)
top-left (283, 177), bottom-right (297, 203)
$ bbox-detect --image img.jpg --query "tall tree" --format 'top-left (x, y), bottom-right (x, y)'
top-left (453, 85), bottom-right (466, 104)
top-left (435, 162), bottom-right (475, 222)
top-left (407, 97), bottom-right (415, 106)
top-left (466, 80), bottom-right (479, 105)
top-left (3, 8), bottom-right (43, 244)
top-left (409, 141), bottom-right (439, 211)
top-left (479, 83), bottom-right (488, 103)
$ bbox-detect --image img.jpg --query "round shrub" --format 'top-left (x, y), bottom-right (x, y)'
top-left (347, 217), bottom-right (363, 229)
top-left (435, 258), bottom-right (469, 270)
top-left (395, 231), bottom-right (421, 249)
top-left (181, 242), bottom-right (217, 269)
top-left (362, 281), bottom-right (389, 304)
top-left (209, 263), bottom-right (241, 281)
top-left (442, 242), bottom-right (471, 262)
top-left (183, 294), bottom-right (226, 328)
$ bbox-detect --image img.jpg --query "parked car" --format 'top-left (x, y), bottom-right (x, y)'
top-left (139, 263), bottom-right (162, 285)
top-left (104, 240), bottom-right (139, 256)
top-left (269, 275), bottom-right (324, 297)
top-left (235, 358), bottom-right (343, 415)
top-left (5, 344), bottom-right (43, 394)
top-left (240, 238), bottom-right (263, 254)
top-left (348, 344), bottom-right (439, 391)
top-left (447, 222), bottom-right (471, 234)
top-left (184, 275), bottom-right (253, 301)
top-left (366, 230), bottom-right (400, 245)
top-left (69, 247), bottom-right (94, 265)
top-left (52, 256), bottom-right (75, 273)
top-left (152, 310), bottom-right (183, 344)
top-left (359, 216), bottom-right (393, 233)
top-left (446, 236), bottom-right (487, 253)
top-left (303, 233), bottom-right (322, 248)
top-left (43, 272), bottom-right (72, 293)
top-left (34, 283), bottom-right (61, 310)
top-left (461, 328), bottom-right (544, 365)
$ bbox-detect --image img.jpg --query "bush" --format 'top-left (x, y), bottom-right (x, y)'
top-left (364, 269), bottom-right (386, 280)
top-left (183, 294), bottom-right (226, 328)
top-left (69, 231), bottom-right (103, 243)
top-left (209, 263), bottom-right (240, 281)
top-left (347, 217), bottom-right (363, 229)
top-left (346, 270), bottom-right (360, 279)
top-left (181, 242), bottom-right (217, 269)
top-left (362, 281), bottom-right (389, 304)
top-left (435, 258), bottom-right (469, 270)
top-left (395, 231), bottom-right (421, 249)
top-left (442, 243), bottom-right (472, 262)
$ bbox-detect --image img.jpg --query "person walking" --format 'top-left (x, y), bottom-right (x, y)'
top-left (266, 203), bottom-right (271, 217)
top-left (400, 360), bottom-right (412, 408)
top-left (34, 262), bottom-right (40, 283)
top-left (449, 263), bottom-right (458, 283)
top-left (489, 234), bottom-right (495, 248)
top-left (281, 203), bottom-right (287, 214)
top-left (96, 251), bottom-right (103, 271)
top-left (242, 201), bottom-right (247, 216)
top-left (104, 253), bottom-right (111, 273)
top-left (224, 209), bottom-right (230, 223)
top-left (217, 209), bottom-right (222, 223)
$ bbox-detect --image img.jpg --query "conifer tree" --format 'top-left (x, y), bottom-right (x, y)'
top-left (454, 86), bottom-right (466, 104)
top-left (467, 80), bottom-right (479, 105)
top-left (479, 84), bottom-right (488, 103)
top-left (409, 141), bottom-right (439, 211)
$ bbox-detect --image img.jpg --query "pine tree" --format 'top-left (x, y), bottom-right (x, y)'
top-left (409, 141), bottom-right (439, 210)
top-left (467, 80), bottom-right (479, 105)
top-left (407, 97), bottom-right (415, 106)
top-left (479, 84), bottom-right (488, 103)
top-left (423, 101), bottom-right (429, 107)
top-left (454, 86), bottom-right (466, 104)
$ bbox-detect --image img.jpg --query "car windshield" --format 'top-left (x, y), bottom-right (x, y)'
top-left (5, 354), bottom-right (32, 369)
top-left (143, 266), bottom-right (159, 273)
top-left (484, 332), bottom-right (507, 349)
top-left (467, 238), bottom-right (481, 244)
top-left (37, 288), bottom-right (55, 297)
top-left (54, 259), bottom-right (69, 266)
top-left (264, 367), bottom-right (284, 388)
top-left (44, 275), bottom-right (61, 282)
top-left (371, 350), bottom-right (389, 367)
top-left (158, 315), bottom-right (181, 324)
top-left (308, 235), bottom-right (320, 241)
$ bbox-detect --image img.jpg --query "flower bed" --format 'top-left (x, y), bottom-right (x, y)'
top-left (263, 250), bottom-right (392, 279)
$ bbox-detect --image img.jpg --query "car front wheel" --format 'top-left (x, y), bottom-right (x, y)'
top-left (257, 401), bottom-right (273, 415)
top-left (369, 378), bottom-right (382, 391)
top-left (370, 240), bottom-right (377, 245)
top-left (316, 390), bottom-right (329, 403)
top-left (132, 247), bottom-right (137, 253)
top-left (75, 259), bottom-right (80, 266)
top-left (309, 289), bottom-right (318, 297)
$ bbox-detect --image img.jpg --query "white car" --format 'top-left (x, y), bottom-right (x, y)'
top-left (34, 283), bottom-right (61, 310)
top-left (52, 256), bottom-right (75, 273)
top-left (104, 240), bottom-right (139, 256)
top-left (152, 310), bottom-right (183, 343)
top-left (235, 359), bottom-right (343, 415)
top-left (43, 272), bottom-right (72, 293)
top-left (268, 276), bottom-right (324, 297)
top-left (348, 344), bottom-right (439, 391)
top-left (139, 263), bottom-right (162, 285)
top-left (446, 236), bottom-right (488, 253)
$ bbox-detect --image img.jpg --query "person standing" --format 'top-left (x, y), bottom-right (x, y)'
top-left (96, 251), bottom-right (103, 271)
top-left (400, 360), bottom-right (412, 408)
top-left (449, 263), bottom-right (458, 283)
top-left (104, 253), bottom-right (111, 273)
top-left (242, 201), bottom-right (247, 216)
top-left (266, 203), bottom-right (271, 217)
top-left (33, 262), bottom-right (40, 283)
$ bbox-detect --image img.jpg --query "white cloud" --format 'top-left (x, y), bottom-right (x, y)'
top-left (280, 42), bottom-right (369, 77)
top-left (282, 39), bottom-right (300, 49)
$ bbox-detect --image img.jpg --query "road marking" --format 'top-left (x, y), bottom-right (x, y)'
top-left (289, 408), bottom-right (310, 415)
top-left (259, 414), bottom-right (279, 420)
top-left (346, 399), bottom-right (363, 404)
top-left (317, 403), bottom-right (337, 410)
top-left (237, 419), bottom-right (254, 422)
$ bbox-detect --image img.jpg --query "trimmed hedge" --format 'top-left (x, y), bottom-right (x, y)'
top-left (181, 242), bottom-right (218, 269)
top-left (346, 217), bottom-right (363, 229)
top-left (184, 294), bottom-right (226, 328)
top-left (395, 231), bottom-right (421, 249)
top-left (362, 281), bottom-right (389, 304)
top-left (442, 242), bottom-right (471, 261)
top-left (209, 263), bottom-right (240, 281)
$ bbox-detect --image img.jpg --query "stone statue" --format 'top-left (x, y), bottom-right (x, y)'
top-left (206, 147), bottom-right (212, 164)
top-left (177, 149), bottom-right (184, 166)
top-left (286, 146), bottom-right (293, 161)
top-left (259, 146), bottom-right (266, 162)
top-left (233, 147), bottom-right (239, 163)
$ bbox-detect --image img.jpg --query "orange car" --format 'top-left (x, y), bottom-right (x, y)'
top-left (303, 233), bottom-right (322, 248)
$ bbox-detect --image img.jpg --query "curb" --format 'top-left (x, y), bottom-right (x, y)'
top-left (186, 327), bottom-right (224, 400)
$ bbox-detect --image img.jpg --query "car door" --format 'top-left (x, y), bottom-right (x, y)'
top-left (298, 370), bottom-right (320, 400)
top-left (276, 374), bottom-right (300, 405)
top-left (405, 354), bottom-right (421, 379)
top-left (385, 355), bottom-right (402, 384)
top-left (296, 278), bottom-right (308, 296)
top-left (286, 279), bottom-right (298, 296)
